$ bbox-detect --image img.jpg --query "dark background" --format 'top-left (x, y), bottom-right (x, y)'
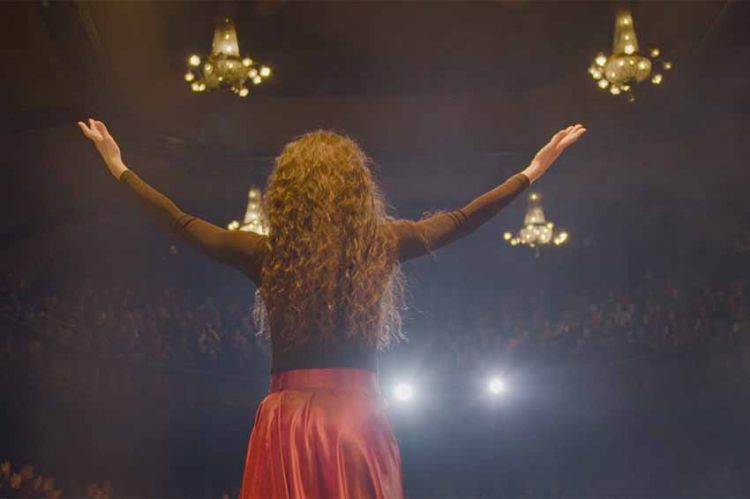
top-left (2, 1), bottom-right (749, 497)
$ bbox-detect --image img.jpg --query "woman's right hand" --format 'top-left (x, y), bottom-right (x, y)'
top-left (77, 118), bottom-right (128, 180)
top-left (523, 124), bottom-right (586, 183)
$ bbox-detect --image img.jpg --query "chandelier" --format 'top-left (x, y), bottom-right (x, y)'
top-left (588, 10), bottom-right (672, 102)
top-left (503, 192), bottom-right (568, 250)
top-left (185, 17), bottom-right (271, 97)
top-left (227, 187), bottom-right (269, 235)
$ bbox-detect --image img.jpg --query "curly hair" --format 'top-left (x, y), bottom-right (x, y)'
top-left (253, 130), bottom-right (405, 351)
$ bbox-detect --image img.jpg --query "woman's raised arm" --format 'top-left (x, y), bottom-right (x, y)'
top-left (390, 124), bottom-right (586, 261)
top-left (78, 119), bottom-right (266, 282)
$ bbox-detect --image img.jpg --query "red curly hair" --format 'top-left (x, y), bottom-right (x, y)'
top-left (254, 131), bottom-right (404, 350)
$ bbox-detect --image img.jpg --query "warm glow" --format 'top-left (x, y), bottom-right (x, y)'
top-left (590, 10), bottom-right (669, 101)
top-left (651, 73), bottom-right (663, 85)
top-left (186, 17), bottom-right (272, 97)
top-left (506, 192), bottom-right (567, 251)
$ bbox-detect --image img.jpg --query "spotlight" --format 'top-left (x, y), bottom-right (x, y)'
top-left (487, 377), bottom-right (507, 395)
top-left (393, 383), bottom-right (414, 402)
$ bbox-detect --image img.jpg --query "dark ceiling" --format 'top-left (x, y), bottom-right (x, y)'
top-left (3, 1), bottom-right (747, 151)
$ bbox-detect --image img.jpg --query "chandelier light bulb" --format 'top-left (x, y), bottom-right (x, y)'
top-left (589, 10), bottom-right (671, 101)
top-left (651, 73), bottom-right (663, 85)
top-left (228, 187), bottom-right (269, 235)
top-left (185, 17), bottom-right (272, 97)
top-left (504, 192), bottom-right (568, 253)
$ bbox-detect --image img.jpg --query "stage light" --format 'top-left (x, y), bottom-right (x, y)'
top-left (394, 383), bottom-right (414, 402)
top-left (487, 377), bottom-right (507, 395)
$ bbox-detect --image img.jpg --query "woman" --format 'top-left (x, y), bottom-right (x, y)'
top-left (78, 119), bottom-right (585, 498)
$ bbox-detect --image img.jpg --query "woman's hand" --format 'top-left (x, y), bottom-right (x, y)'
top-left (522, 124), bottom-right (587, 183)
top-left (77, 118), bottom-right (128, 180)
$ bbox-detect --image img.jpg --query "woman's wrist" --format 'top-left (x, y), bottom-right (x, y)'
top-left (521, 161), bottom-right (541, 184)
top-left (108, 159), bottom-right (129, 180)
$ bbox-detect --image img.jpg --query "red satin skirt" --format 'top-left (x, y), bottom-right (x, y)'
top-left (239, 368), bottom-right (404, 499)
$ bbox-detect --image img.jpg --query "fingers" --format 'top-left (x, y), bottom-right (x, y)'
top-left (77, 121), bottom-right (97, 139)
top-left (94, 120), bottom-right (111, 138)
top-left (550, 128), bottom-right (569, 145)
top-left (77, 118), bottom-right (111, 141)
top-left (77, 121), bottom-right (90, 135)
top-left (551, 124), bottom-right (582, 146)
top-left (559, 126), bottom-right (587, 149)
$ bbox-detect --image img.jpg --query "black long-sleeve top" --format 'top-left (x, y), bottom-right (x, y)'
top-left (120, 170), bottom-right (530, 372)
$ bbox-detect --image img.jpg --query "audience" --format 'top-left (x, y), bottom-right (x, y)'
top-left (1, 273), bottom-right (747, 372)
top-left (0, 460), bottom-right (62, 498)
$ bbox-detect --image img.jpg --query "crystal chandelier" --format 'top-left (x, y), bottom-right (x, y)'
top-left (227, 187), bottom-right (269, 235)
top-left (588, 10), bottom-right (672, 102)
top-left (185, 17), bottom-right (271, 97)
top-left (503, 192), bottom-right (568, 250)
